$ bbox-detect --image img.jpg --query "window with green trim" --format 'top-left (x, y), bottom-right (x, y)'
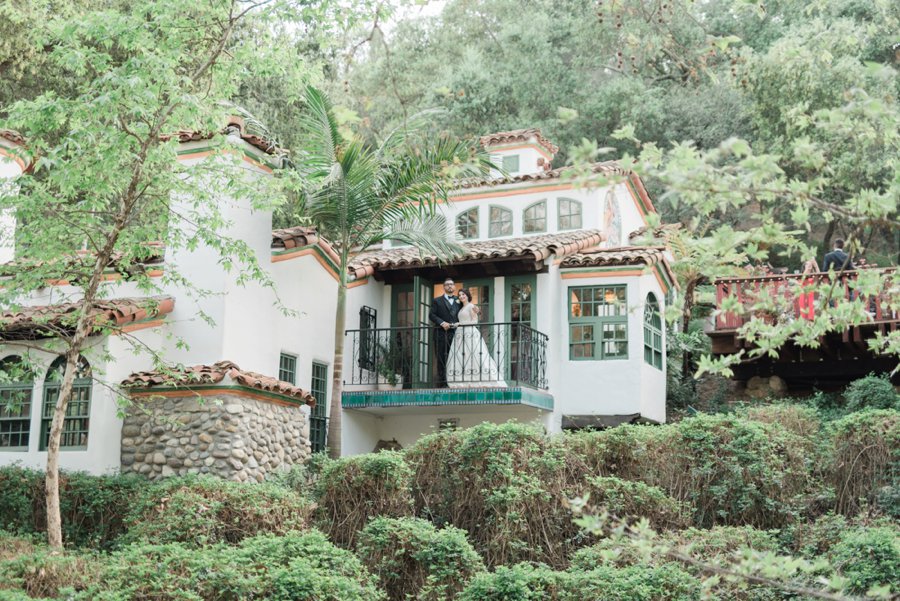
top-left (644, 293), bottom-right (663, 369)
top-left (456, 207), bottom-right (479, 239)
top-left (489, 206), bottom-right (512, 237)
top-left (0, 356), bottom-right (33, 451)
top-left (523, 201), bottom-right (546, 233)
top-left (279, 352), bottom-right (297, 385)
top-left (558, 198), bottom-right (582, 230)
top-left (501, 154), bottom-right (520, 173)
top-left (568, 285), bottom-right (628, 360)
top-left (309, 361), bottom-right (328, 453)
top-left (40, 356), bottom-right (91, 450)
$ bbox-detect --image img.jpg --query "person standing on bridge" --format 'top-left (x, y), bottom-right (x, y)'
top-left (822, 239), bottom-right (854, 272)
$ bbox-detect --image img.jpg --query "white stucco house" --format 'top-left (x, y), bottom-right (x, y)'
top-left (0, 126), bottom-right (674, 474)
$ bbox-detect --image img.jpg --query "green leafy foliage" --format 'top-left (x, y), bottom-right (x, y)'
top-left (579, 476), bottom-right (688, 531)
top-left (407, 422), bottom-right (576, 567)
top-left (844, 373), bottom-right (900, 412)
top-left (0, 466), bottom-right (144, 549)
top-left (314, 451), bottom-right (413, 548)
top-left (829, 526), bottom-right (900, 595)
top-left (827, 409), bottom-right (900, 515)
top-left (121, 476), bottom-right (313, 546)
top-left (356, 516), bottom-right (484, 600)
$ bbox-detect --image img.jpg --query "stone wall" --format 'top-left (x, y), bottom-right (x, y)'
top-left (120, 392), bottom-right (311, 481)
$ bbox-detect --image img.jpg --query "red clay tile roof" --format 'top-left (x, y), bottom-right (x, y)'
top-left (163, 116), bottom-right (282, 156)
top-left (0, 245), bottom-right (165, 278)
top-left (0, 296), bottom-right (174, 341)
top-left (628, 223), bottom-right (683, 243)
top-left (271, 225), bottom-right (341, 265)
top-left (560, 246), bottom-right (677, 287)
top-left (0, 129), bottom-right (26, 146)
top-left (480, 128), bottom-right (559, 155)
top-left (121, 360), bottom-right (316, 406)
top-left (455, 160), bottom-right (630, 190)
top-left (349, 230), bottom-right (604, 278)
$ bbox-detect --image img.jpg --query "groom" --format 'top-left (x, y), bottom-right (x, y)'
top-left (429, 277), bottom-right (460, 387)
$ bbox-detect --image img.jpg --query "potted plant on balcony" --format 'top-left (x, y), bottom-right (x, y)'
top-left (376, 337), bottom-right (405, 391)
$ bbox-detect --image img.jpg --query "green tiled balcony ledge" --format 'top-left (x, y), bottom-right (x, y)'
top-left (342, 387), bottom-right (553, 411)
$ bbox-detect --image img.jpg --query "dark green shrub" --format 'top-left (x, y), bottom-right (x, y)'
top-left (457, 563), bottom-right (569, 601)
top-left (0, 466), bottom-right (144, 549)
top-left (570, 564), bottom-right (699, 601)
top-left (567, 415), bottom-right (816, 529)
top-left (356, 517), bottom-right (484, 601)
top-left (738, 403), bottom-right (822, 441)
top-left (844, 373), bottom-right (899, 412)
top-left (580, 476), bottom-right (688, 531)
top-left (76, 531), bottom-right (384, 600)
top-left (122, 475), bottom-right (312, 546)
top-left (827, 409), bottom-right (899, 515)
top-left (407, 422), bottom-right (576, 568)
top-left (829, 526), bottom-right (900, 595)
top-left (314, 451), bottom-right (413, 548)
top-left (0, 544), bottom-right (98, 599)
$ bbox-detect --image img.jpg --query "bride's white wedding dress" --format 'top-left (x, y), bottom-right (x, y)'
top-left (446, 304), bottom-right (506, 388)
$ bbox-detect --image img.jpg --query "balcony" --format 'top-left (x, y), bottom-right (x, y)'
top-left (709, 269), bottom-right (898, 385)
top-left (342, 322), bottom-right (552, 411)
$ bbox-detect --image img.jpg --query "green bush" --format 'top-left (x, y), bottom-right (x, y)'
top-left (73, 531), bottom-right (384, 600)
top-left (0, 466), bottom-right (144, 549)
top-left (407, 422), bottom-right (576, 568)
top-left (122, 475), bottom-right (312, 546)
top-left (0, 544), bottom-right (98, 599)
top-left (567, 415), bottom-right (816, 529)
top-left (844, 373), bottom-right (899, 412)
top-left (826, 409), bottom-right (900, 515)
top-left (356, 517), bottom-right (484, 601)
top-left (457, 562), bottom-right (700, 601)
top-left (580, 476), bottom-right (688, 531)
top-left (457, 563), bottom-right (569, 601)
top-left (829, 526), bottom-right (900, 595)
top-left (314, 451), bottom-right (413, 548)
top-left (738, 403), bottom-right (822, 441)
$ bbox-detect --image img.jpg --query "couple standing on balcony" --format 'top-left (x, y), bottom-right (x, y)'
top-left (430, 277), bottom-right (505, 388)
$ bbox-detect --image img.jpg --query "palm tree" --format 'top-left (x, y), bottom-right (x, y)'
top-left (296, 86), bottom-right (488, 457)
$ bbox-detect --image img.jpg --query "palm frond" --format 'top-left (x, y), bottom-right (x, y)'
top-left (379, 213), bottom-right (465, 261)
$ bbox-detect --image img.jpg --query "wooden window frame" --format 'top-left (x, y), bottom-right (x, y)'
top-left (568, 285), bottom-right (628, 361)
top-left (523, 200), bottom-right (547, 233)
top-left (488, 205), bottom-right (513, 238)
top-left (279, 352), bottom-right (298, 385)
top-left (643, 293), bottom-right (663, 369)
top-left (456, 207), bottom-right (479, 240)
top-left (558, 197), bottom-right (582, 231)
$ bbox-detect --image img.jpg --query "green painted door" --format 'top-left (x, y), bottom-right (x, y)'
top-left (505, 275), bottom-right (537, 384)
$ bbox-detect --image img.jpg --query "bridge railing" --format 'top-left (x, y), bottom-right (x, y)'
top-left (713, 268), bottom-right (897, 331)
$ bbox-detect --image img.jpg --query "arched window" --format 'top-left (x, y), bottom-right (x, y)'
top-left (489, 206), bottom-right (512, 237)
top-left (643, 294), bottom-right (663, 369)
top-left (456, 207), bottom-right (479, 240)
top-left (523, 200), bottom-right (546, 233)
top-left (0, 356), bottom-right (34, 450)
top-left (40, 356), bottom-right (92, 450)
top-left (558, 198), bottom-right (582, 230)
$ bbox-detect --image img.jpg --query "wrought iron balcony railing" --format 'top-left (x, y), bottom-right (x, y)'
top-left (344, 322), bottom-right (549, 390)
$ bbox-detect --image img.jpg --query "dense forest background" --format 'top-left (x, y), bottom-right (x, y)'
top-left (3, 0), bottom-right (898, 263)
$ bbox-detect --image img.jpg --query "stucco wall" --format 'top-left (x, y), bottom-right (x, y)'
top-left (121, 390), bottom-right (310, 481)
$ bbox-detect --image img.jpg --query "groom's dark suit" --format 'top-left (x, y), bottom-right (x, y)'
top-left (429, 294), bottom-right (461, 387)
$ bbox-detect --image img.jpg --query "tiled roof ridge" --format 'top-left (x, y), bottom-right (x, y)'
top-left (0, 296), bottom-right (175, 341)
top-left (560, 245), bottom-right (668, 267)
top-left (348, 229), bottom-right (604, 278)
top-left (0, 129), bottom-right (26, 146)
top-left (455, 160), bottom-right (629, 190)
top-left (162, 116), bottom-right (283, 156)
top-left (628, 223), bottom-right (683, 242)
top-left (480, 128), bottom-right (560, 155)
top-left (271, 225), bottom-right (341, 266)
top-left (121, 360), bottom-right (316, 406)
top-left (0, 245), bottom-right (165, 277)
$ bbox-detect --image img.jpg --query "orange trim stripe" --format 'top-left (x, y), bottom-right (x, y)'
top-left (118, 319), bottom-right (166, 334)
top-left (560, 269), bottom-right (645, 279)
top-left (452, 183), bottom-right (575, 202)
top-left (0, 147), bottom-right (27, 171)
top-left (271, 246), bottom-right (340, 281)
top-left (128, 387), bottom-right (302, 408)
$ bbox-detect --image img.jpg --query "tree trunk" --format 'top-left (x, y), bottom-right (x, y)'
top-left (822, 220), bottom-right (836, 252)
top-left (327, 275), bottom-right (347, 458)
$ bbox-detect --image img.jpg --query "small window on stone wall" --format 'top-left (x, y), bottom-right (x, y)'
top-left (279, 353), bottom-right (297, 385)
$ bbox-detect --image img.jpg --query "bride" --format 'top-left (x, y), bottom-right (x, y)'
top-left (446, 288), bottom-right (506, 387)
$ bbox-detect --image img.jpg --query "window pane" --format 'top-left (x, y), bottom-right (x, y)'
top-left (456, 208), bottom-right (478, 239)
top-left (489, 206), bottom-right (512, 237)
top-left (602, 324), bottom-right (628, 358)
top-left (279, 353), bottom-right (297, 384)
top-left (501, 155), bottom-right (519, 172)
top-left (559, 199), bottom-right (582, 230)
top-left (523, 202), bottom-right (546, 233)
top-left (569, 325), bottom-right (595, 359)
